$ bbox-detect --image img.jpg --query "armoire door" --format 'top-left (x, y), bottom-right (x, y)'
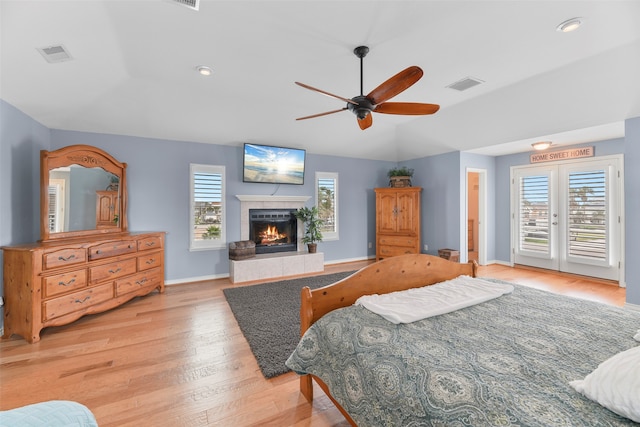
top-left (376, 192), bottom-right (399, 234)
top-left (395, 190), bottom-right (419, 234)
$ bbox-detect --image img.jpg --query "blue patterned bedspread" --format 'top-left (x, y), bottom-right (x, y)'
top-left (286, 283), bottom-right (640, 426)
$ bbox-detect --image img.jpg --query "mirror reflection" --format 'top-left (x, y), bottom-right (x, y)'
top-left (48, 165), bottom-right (120, 233)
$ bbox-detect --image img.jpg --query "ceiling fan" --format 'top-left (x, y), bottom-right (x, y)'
top-left (295, 46), bottom-right (440, 130)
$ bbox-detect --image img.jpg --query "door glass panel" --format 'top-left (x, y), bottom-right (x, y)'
top-left (567, 169), bottom-right (607, 261)
top-left (519, 175), bottom-right (549, 254)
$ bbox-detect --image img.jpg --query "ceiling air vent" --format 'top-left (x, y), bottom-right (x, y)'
top-left (446, 76), bottom-right (484, 92)
top-left (37, 45), bottom-right (73, 63)
top-left (169, 0), bottom-right (199, 11)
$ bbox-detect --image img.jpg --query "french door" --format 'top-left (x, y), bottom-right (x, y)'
top-left (512, 156), bottom-right (622, 281)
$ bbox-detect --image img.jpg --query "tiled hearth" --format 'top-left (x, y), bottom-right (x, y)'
top-left (230, 195), bottom-right (325, 283)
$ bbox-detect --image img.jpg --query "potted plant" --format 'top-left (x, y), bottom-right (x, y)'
top-left (387, 166), bottom-right (414, 187)
top-left (293, 206), bottom-right (324, 253)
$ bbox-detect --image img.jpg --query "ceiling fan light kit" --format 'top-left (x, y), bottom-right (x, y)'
top-left (295, 45), bottom-right (439, 130)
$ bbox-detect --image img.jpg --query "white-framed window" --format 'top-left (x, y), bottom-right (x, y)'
top-left (316, 172), bottom-right (338, 241)
top-left (190, 164), bottom-right (226, 251)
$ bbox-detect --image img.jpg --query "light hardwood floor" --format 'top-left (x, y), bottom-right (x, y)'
top-left (0, 260), bottom-right (626, 426)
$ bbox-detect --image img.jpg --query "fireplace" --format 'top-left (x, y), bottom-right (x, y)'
top-left (249, 209), bottom-right (297, 254)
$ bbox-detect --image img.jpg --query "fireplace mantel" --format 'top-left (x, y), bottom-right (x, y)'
top-left (235, 195), bottom-right (310, 203)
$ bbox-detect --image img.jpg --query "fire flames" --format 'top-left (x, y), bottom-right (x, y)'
top-left (258, 224), bottom-right (287, 245)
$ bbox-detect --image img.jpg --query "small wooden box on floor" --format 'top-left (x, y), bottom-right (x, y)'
top-left (438, 248), bottom-right (460, 262)
top-left (229, 251), bottom-right (324, 283)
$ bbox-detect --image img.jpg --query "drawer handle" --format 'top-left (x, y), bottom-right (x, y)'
top-left (128, 244), bottom-right (132, 249)
top-left (135, 278), bottom-right (148, 285)
top-left (109, 268), bottom-right (122, 274)
top-left (95, 250), bottom-right (101, 254)
top-left (74, 296), bottom-right (90, 304)
top-left (58, 254), bottom-right (76, 262)
top-left (58, 278), bottom-right (76, 287)
top-left (145, 242), bottom-right (156, 247)
top-left (145, 259), bottom-right (156, 265)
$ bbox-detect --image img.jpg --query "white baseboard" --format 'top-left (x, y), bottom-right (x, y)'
top-left (165, 273), bottom-right (229, 286)
top-left (624, 302), bottom-right (640, 312)
top-left (325, 255), bottom-right (375, 265)
top-left (483, 259), bottom-right (512, 267)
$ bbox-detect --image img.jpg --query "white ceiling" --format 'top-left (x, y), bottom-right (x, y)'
top-left (2, 0), bottom-right (639, 161)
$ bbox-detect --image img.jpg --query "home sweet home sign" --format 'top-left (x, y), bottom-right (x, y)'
top-left (530, 146), bottom-right (594, 164)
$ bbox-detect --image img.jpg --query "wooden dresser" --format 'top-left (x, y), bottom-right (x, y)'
top-left (2, 232), bottom-right (165, 343)
top-left (375, 187), bottom-right (422, 261)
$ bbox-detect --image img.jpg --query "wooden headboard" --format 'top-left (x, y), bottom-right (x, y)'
top-left (300, 254), bottom-right (477, 335)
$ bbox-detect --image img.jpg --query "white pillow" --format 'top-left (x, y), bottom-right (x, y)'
top-left (570, 345), bottom-right (640, 423)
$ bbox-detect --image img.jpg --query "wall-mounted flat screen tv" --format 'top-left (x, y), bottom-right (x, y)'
top-left (243, 143), bottom-right (306, 185)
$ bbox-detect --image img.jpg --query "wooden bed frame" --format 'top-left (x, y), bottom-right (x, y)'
top-left (298, 254), bottom-right (478, 425)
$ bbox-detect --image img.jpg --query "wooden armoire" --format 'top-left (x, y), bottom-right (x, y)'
top-left (375, 187), bottom-right (421, 261)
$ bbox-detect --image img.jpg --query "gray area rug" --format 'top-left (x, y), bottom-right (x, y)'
top-left (223, 271), bottom-right (355, 378)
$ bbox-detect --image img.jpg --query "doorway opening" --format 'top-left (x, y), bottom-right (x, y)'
top-left (466, 168), bottom-right (486, 265)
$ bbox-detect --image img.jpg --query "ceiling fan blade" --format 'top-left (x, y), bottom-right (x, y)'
top-left (357, 114), bottom-right (372, 130)
top-left (374, 102), bottom-right (440, 115)
top-left (366, 66), bottom-right (424, 105)
top-left (296, 108), bottom-right (347, 121)
top-left (295, 82), bottom-right (358, 106)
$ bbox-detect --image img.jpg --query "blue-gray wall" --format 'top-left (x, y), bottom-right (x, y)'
top-left (0, 100), bottom-right (50, 311)
top-left (624, 117), bottom-right (640, 304)
top-left (403, 152), bottom-right (462, 256)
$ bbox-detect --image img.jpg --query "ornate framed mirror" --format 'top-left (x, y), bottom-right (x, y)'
top-left (40, 144), bottom-right (128, 242)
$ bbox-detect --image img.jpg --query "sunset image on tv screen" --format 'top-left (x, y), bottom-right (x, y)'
top-left (243, 144), bottom-right (305, 185)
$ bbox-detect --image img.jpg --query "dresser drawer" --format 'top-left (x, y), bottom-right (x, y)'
top-left (115, 268), bottom-right (162, 296)
top-left (378, 235), bottom-right (418, 247)
top-left (43, 270), bottom-right (87, 297)
top-left (379, 245), bottom-right (418, 258)
top-left (43, 283), bottom-right (113, 320)
top-left (137, 252), bottom-right (162, 271)
top-left (137, 236), bottom-right (163, 252)
top-left (88, 241), bottom-right (136, 261)
top-left (89, 258), bottom-right (137, 284)
top-left (43, 248), bottom-right (87, 270)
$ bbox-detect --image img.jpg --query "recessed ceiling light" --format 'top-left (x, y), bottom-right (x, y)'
top-left (532, 141), bottom-right (552, 151)
top-left (556, 17), bottom-right (583, 33)
top-left (196, 65), bottom-right (213, 76)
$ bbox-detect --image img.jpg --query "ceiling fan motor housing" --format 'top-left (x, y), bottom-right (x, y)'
top-left (348, 95), bottom-right (374, 119)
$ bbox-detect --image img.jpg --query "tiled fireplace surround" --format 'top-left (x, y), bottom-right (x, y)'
top-left (229, 195), bottom-right (324, 283)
